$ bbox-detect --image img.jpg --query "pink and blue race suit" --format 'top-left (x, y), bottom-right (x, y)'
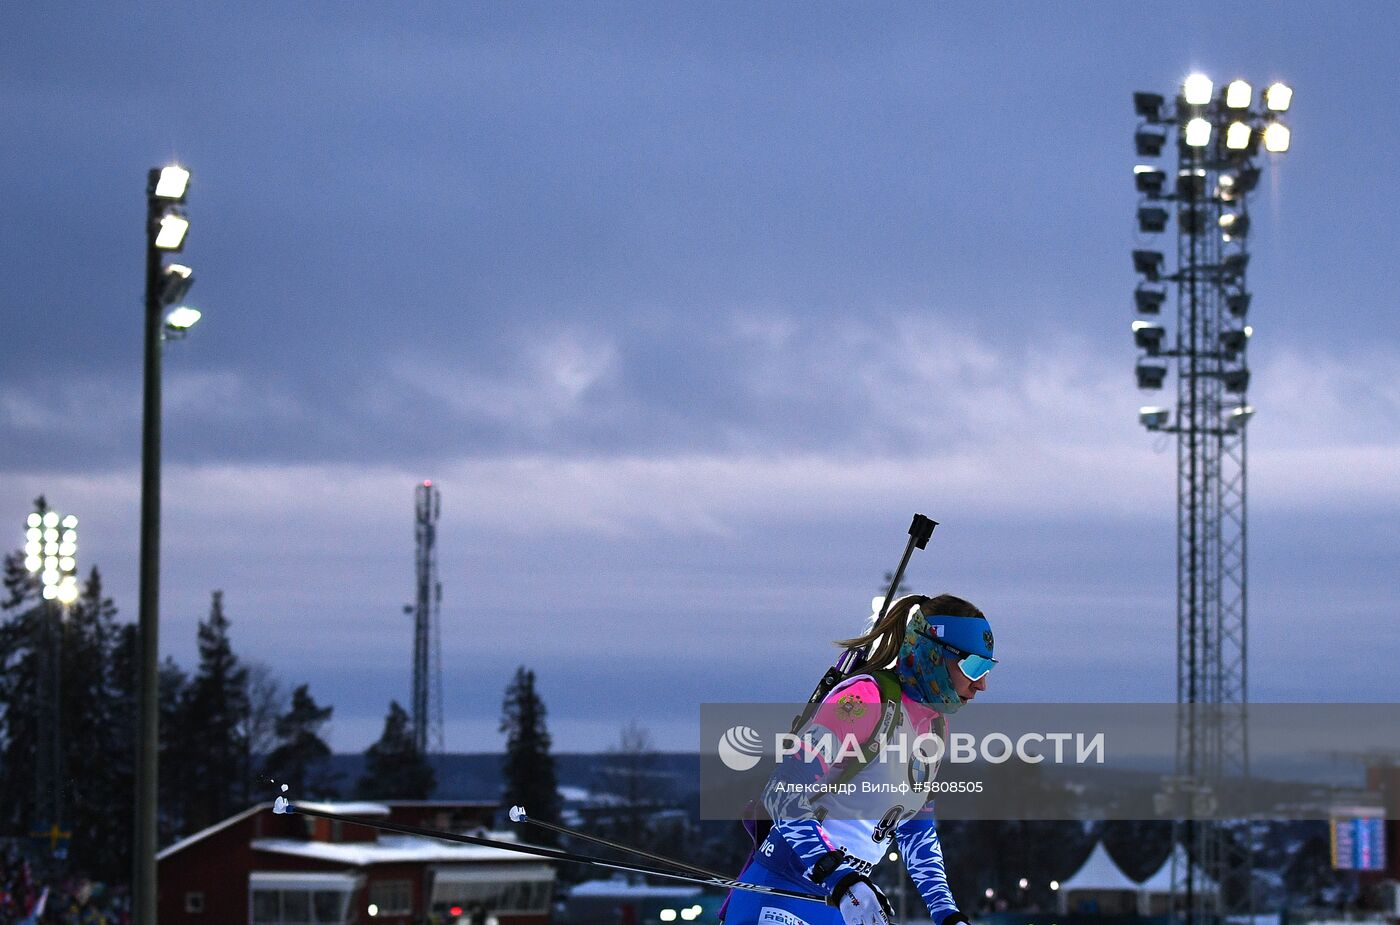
top-left (721, 672), bottom-right (965, 925)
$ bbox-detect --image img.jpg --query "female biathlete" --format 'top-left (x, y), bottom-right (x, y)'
top-left (721, 593), bottom-right (996, 925)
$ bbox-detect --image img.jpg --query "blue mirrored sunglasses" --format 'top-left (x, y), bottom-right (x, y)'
top-left (917, 630), bottom-right (998, 682)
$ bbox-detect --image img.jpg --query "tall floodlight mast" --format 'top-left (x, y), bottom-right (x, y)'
top-left (1130, 74), bottom-right (1291, 925)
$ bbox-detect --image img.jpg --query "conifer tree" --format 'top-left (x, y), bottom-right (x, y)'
top-left (500, 667), bottom-right (561, 845)
top-left (357, 701), bottom-right (435, 799)
top-left (178, 591), bottom-right (250, 831)
top-left (264, 684), bottom-right (339, 799)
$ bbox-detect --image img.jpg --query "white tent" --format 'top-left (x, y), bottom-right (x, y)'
top-left (1139, 844), bottom-right (1218, 915)
top-left (1058, 842), bottom-right (1143, 915)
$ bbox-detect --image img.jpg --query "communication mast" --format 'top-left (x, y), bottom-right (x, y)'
top-left (409, 481), bottom-right (445, 754)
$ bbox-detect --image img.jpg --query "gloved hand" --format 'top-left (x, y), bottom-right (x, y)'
top-left (831, 873), bottom-right (894, 925)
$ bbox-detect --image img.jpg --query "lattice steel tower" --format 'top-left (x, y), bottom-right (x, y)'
top-left (1129, 74), bottom-right (1293, 925)
top-left (409, 481), bottom-right (445, 754)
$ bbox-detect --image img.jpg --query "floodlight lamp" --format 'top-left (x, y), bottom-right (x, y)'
top-left (1178, 207), bottom-right (1207, 235)
top-left (1136, 128), bottom-right (1167, 157)
top-left (1265, 83), bottom-right (1293, 112)
top-left (155, 210), bottom-right (190, 250)
top-left (1183, 73), bottom-right (1213, 106)
top-left (1220, 328), bottom-right (1250, 356)
top-left (24, 556), bottom-right (41, 573)
top-left (1134, 92), bottom-right (1165, 121)
top-left (1222, 368), bottom-right (1251, 393)
top-left (1225, 80), bottom-right (1252, 109)
top-left (61, 515), bottom-right (76, 529)
top-left (1229, 405), bottom-right (1256, 427)
top-left (1219, 212), bottom-right (1250, 240)
top-left (1135, 166), bottom-right (1166, 195)
top-left (1136, 363), bottom-right (1167, 390)
top-left (165, 306), bottom-right (202, 331)
top-left (1135, 285), bottom-right (1166, 314)
top-left (160, 264), bottom-right (195, 306)
top-left (1263, 121), bottom-right (1291, 153)
top-left (27, 513), bottom-right (41, 528)
top-left (1223, 253), bottom-right (1249, 278)
top-left (1176, 169), bottom-right (1206, 199)
top-left (1235, 165), bottom-right (1261, 193)
top-left (57, 579), bottom-right (79, 605)
top-left (1133, 250), bottom-right (1164, 280)
top-left (43, 512), bottom-right (58, 527)
top-left (1184, 117), bottom-right (1212, 147)
top-left (1225, 121), bottom-right (1252, 151)
top-left (1138, 206), bottom-right (1168, 233)
top-left (1133, 321), bottom-right (1166, 355)
top-left (59, 557), bottom-right (75, 572)
top-left (62, 529), bottom-right (75, 543)
top-left (43, 586), bottom-right (58, 601)
top-left (1138, 407), bottom-right (1168, 431)
top-left (26, 527), bottom-right (41, 542)
top-left (25, 542), bottom-right (40, 557)
top-left (152, 164), bottom-right (190, 201)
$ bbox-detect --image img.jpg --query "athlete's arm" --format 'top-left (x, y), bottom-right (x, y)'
top-left (895, 808), bottom-right (966, 925)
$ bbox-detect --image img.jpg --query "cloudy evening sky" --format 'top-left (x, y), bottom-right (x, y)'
top-left (3, 3), bottom-right (1398, 751)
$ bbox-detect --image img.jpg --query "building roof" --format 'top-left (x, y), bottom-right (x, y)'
top-left (295, 801), bottom-right (390, 816)
top-left (569, 876), bottom-right (703, 899)
top-left (157, 803), bottom-right (268, 862)
top-left (251, 834), bottom-right (537, 866)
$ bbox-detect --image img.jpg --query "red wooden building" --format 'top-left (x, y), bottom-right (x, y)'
top-left (157, 800), bottom-right (554, 924)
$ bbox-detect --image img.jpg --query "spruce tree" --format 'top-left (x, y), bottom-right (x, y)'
top-left (264, 684), bottom-right (339, 799)
top-left (500, 667), bottom-right (561, 845)
top-left (60, 568), bottom-right (130, 880)
top-left (178, 591), bottom-right (250, 832)
top-left (0, 546), bottom-right (44, 838)
top-left (158, 656), bottom-right (192, 842)
top-left (357, 701), bottom-right (435, 799)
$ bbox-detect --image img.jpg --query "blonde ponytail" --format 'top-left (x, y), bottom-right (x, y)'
top-left (833, 593), bottom-right (985, 669)
top-left (834, 594), bottom-right (930, 669)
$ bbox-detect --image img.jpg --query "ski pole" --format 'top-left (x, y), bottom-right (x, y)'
top-left (272, 798), bottom-right (831, 906)
top-left (506, 804), bottom-right (730, 880)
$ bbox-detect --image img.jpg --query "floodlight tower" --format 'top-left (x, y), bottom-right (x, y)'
top-left (410, 481), bottom-right (445, 754)
top-left (24, 502), bottom-right (79, 862)
top-left (1130, 75), bottom-right (1292, 925)
top-left (136, 162), bottom-right (203, 925)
